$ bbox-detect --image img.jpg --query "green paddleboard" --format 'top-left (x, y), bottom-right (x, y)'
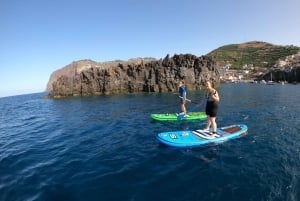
top-left (150, 112), bottom-right (207, 121)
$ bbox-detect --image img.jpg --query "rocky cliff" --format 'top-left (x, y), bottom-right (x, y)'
top-left (46, 54), bottom-right (219, 98)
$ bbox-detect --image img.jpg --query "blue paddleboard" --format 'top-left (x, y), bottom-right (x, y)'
top-left (157, 124), bottom-right (248, 148)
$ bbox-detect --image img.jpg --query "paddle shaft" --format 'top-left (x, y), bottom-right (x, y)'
top-left (177, 98), bottom-right (207, 120)
top-left (179, 96), bottom-right (192, 102)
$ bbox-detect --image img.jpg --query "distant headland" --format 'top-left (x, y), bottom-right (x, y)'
top-left (45, 41), bottom-right (300, 98)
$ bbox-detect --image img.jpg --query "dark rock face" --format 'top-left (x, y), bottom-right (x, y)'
top-left (46, 54), bottom-right (220, 98)
top-left (262, 67), bottom-right (300, 83)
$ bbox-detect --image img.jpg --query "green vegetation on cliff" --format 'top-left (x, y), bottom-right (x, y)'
top-left (207, 41), bottom-right (299, 69)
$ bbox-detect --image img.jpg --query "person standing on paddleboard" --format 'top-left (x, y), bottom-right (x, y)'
top-left (178, 81), bottom-right (187, 116)
top-left (203, 80), bottom-right (220, 137)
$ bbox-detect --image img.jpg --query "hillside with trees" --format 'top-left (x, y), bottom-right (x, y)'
top-left (207, 41), bottom-right (299, 69)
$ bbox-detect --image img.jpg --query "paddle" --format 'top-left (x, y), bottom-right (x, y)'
top-left (179, 96), bottom-right (191, 102)
top-left (178, 96), bottom-right (199, 104)
top-left (179, 96), bottom-right (204, 105)
top-left (177, 98), bottom-right (207, 120)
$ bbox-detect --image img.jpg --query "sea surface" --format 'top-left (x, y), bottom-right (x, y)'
top-left (0, 83), bottom-right (300, 201)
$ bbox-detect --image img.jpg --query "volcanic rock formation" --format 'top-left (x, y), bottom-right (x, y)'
top-left (46, 54), bottom-right (220, 98)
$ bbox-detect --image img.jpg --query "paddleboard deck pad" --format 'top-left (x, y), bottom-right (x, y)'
top-left (151, 112), bottom-right (206, 121)
top-left (157, 124), bottom-right (248, 147)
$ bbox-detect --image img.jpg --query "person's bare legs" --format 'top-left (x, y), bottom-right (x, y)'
top-left (204, 116), bottom-right (211, 131)
top-left (181, 103), bottom-right (186, 114)
top-left (211, 117), bottom-right (217, 136)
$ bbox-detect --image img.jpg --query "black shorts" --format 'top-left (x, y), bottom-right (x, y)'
top-left (205, 101), bottom-right (218, 117)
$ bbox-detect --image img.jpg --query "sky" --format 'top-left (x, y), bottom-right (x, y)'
top-left (0, 0), bottom-right (300, 97)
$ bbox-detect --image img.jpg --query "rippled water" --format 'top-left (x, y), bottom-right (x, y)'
top-left (0, 83), bottom-right (300, 201)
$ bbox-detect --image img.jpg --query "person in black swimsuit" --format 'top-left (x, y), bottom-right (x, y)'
top-left (203, 80), bottom-right (220, 137)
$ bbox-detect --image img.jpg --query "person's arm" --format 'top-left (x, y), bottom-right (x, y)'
top-left (210, 89), bottom-right (219, 102)
top-left (204, 91), bottom-right (208, 99)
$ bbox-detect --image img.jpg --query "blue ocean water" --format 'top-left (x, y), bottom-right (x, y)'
top-left (0, 83), bottom-right (300, 201)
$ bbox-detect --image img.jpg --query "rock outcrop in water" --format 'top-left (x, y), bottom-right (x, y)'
top-left (46, 54), bottom-right (220, 98)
